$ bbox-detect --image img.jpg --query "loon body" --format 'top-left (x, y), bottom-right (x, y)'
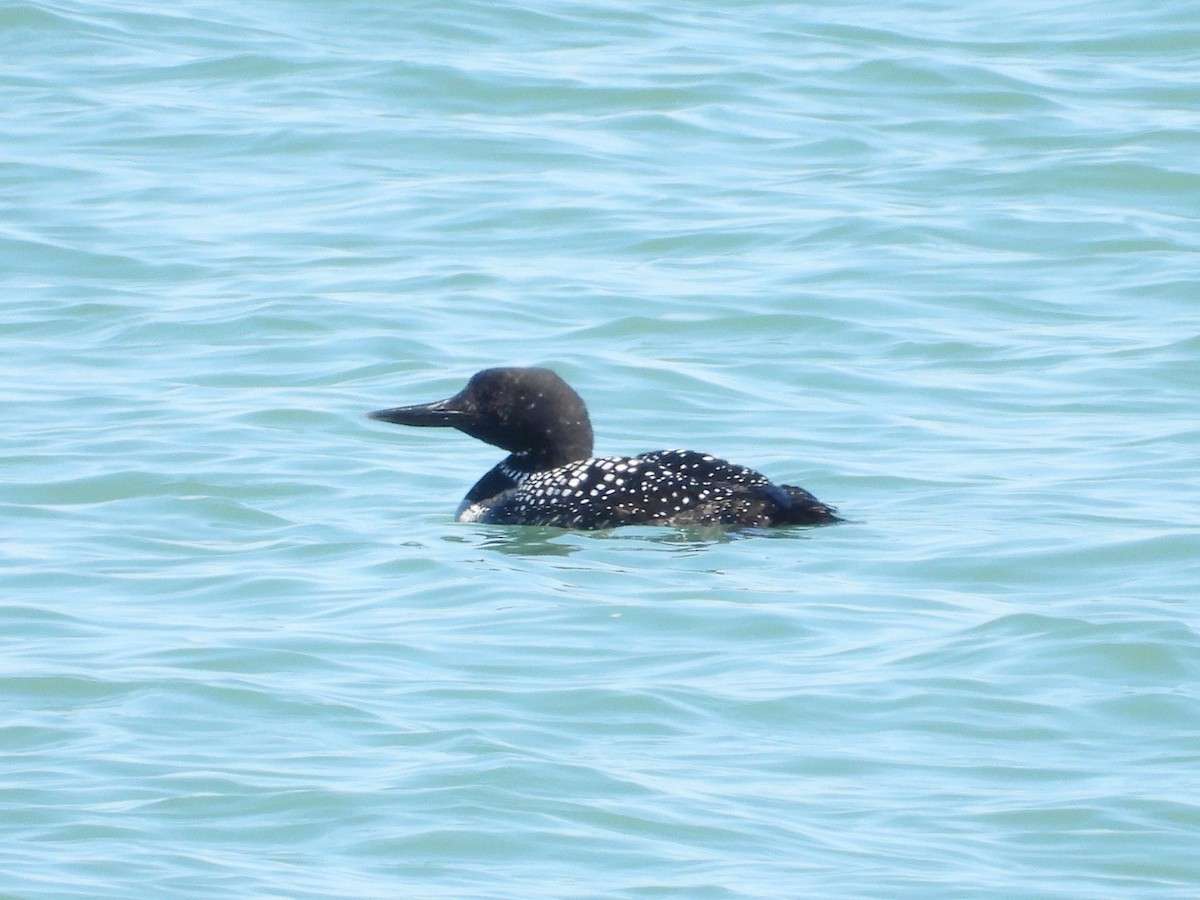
top-left (369, 367), bottom-right (839, 529)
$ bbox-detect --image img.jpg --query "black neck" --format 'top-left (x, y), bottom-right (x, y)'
top-left (463, 445), bottom-right (586, 506)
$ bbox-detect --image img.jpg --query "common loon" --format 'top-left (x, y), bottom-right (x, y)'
top-left (369, 367), bottom-right (840, 529)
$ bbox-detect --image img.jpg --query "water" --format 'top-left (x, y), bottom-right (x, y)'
top-left (4, 0), bottom-right (1200, 896)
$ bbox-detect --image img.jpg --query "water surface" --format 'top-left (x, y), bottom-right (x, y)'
top-left (4, 0), bottom-right (1200, 897)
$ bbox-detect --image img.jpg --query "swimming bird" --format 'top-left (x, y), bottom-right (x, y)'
top-left (369, 367), bottom-right (839, 529)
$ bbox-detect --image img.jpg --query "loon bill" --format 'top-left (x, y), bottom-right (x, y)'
top-left (369, 366), bottom-right (840, 529)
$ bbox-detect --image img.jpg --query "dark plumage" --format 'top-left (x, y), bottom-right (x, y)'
top-left (369, 367), bottom-right (839, 529)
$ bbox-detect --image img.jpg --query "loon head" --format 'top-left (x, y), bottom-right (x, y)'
top-left (369, 367), bottom-right (595, 468)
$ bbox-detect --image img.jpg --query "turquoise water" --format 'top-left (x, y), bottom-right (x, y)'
top-left (4, 0), bottom-right (1200, 896)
